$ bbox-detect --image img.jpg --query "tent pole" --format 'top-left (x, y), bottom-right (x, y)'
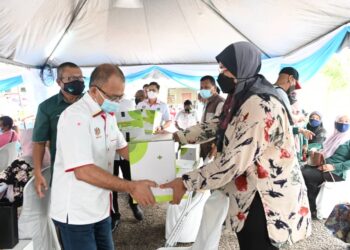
top-left (43, 0), bottom-right (89, 66)
top-left (201, 0), bottom-right (271, 58)
top-left (0, 57), bottom-right (36, 69)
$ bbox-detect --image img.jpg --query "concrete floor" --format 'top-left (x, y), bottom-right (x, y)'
top-left (114, 193), bottom-right (348, 250)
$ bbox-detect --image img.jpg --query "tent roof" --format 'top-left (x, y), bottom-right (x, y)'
top-left (0, 0), bottom-right (349, 67)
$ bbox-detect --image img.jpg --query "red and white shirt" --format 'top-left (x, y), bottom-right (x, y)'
top-left (50, 93), bottom-right (127, 225)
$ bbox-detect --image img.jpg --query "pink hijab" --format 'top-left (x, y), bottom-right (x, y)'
top-left (322, 115), bottom-right (350, 159)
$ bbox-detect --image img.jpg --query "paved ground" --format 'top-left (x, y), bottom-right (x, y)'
top-left (114, 193), bottom-right (349, 250)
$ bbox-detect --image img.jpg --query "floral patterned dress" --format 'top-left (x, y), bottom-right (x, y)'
top-left (176, 95), bottom-right (311, 248)
top-left (0, 160), bottom-right (33, 206)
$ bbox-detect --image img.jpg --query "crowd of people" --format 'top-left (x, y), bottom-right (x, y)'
top-left (0, 41), bottom-right (350, 250)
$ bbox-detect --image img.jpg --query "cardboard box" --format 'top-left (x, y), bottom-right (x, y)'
top-left (129, 134), bottom-right (175, 203)
top-left (141, 110), bottom-right (162, 134)
top-left (179, 144), bottom-right (200, 161)
top-left (116, 110), bottom-right (145, 142)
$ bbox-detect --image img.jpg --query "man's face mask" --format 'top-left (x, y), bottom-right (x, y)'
top-left (184, 106), bottom-right (191, 113)
top-left (286, 77), bottom-right (296, 95)
top-left (288, 91), bottom-right (297, 105)
top-left (217, 73), bottom-right (235, 94)
top-left (63, 80), bottom-right (85, 96)
top-left (97, 89), bottom-right (120, 113)
top-left (199, 89), bottom-right (212, 99)
top-left (147, 90), bottom-right (158, 99)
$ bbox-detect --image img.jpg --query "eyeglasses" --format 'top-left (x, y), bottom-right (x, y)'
top-left (61, 76), bottom-right (86, 82)
top-left (93, 85), bottom-right (123, 102)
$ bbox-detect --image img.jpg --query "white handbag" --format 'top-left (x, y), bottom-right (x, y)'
top-left (316, 173), bottom-right (350, 219)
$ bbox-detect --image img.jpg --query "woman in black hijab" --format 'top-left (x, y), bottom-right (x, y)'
top-left (164, 42), bottom-right (311, 250)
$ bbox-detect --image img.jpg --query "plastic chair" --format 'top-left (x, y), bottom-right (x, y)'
top-left (344, 170), bottom-right (350, 182)
top-left (0, 142), bottom-right (18, 172)
top-left (165, 191), bottom-right (211, 243)
top-left (18, 167), bottom-right (61, 250)
top-left (19, 129), bottom-right (51, 168)
top-left (159, 190), bottom-right (229, 250)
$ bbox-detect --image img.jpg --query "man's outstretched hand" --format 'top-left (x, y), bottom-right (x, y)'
top-left (129, 180), bottom-right (157, 206)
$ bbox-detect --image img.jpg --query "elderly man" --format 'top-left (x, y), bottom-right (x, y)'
top-left (50, 64), bottom-right (156, 250)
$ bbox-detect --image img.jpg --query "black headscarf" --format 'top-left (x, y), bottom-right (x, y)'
top-left (215, 42), bottom-right (293, 152)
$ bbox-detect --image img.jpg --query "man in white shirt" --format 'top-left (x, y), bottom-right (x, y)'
top-left (112, 96), bottom-right (144, 231)
top-left (136, 82), bottom-right (171, 132)
top-left (50, 64), bottom-right (156, 250)
top-left (175, 100), bottom-right (199, 131)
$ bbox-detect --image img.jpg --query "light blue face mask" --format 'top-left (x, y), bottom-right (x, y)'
top-left (0, 128), bottom-right (2, 134)
top-left (98, 89), bottom-right (120, 113)
top-left (199, 89), bottom-right (212, 99)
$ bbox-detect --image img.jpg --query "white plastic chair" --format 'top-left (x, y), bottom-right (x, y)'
top-left (165, 191), bottom-right (211, 243)
top-left (19, 129), bottom-right (51, 168)
top-left (0, 142), bottom-right (18, 172)
top-left (159, 190), bottom-right (230, 250)
top-left (344, 170), bottom-right (350, 182)
top-left (18, 167), bottom-right (61, 250)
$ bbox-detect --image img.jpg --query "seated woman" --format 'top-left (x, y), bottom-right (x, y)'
top-left (0, 116), bottom-right (19, 148)
top-left (302, 115), bottom-right (350, 218)
top-left (306, 111), bottom-right (327, 147)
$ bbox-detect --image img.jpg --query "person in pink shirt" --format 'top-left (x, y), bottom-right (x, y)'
top-left (0, 116), bottom-right (19, 148)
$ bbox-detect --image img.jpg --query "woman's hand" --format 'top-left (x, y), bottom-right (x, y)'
top-left (318, 164), bottom-right (334, 172)
top-left (160, 178), bottom-right (187, 204)
top-left (299, 128), bottom-right (315, 140)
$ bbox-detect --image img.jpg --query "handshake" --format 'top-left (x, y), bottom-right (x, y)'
top-left (130, 178), bottom-right (187, 206)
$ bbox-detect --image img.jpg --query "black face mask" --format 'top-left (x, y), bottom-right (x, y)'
top-left (217, 73), bottom-right (235, 94)
top-left (288, 94), bottom-right (297, 105)
top-left (63, 80), bottom-right (85, 96)
top-left (185, 108), bottom-right (191, 113)
top-left (286, 81), bottom-right (296, 95)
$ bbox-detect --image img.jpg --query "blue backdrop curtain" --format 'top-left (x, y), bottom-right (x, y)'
top-left (0, 75), bottom-right (23, 92)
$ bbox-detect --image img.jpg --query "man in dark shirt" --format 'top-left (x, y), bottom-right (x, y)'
top-left (199, 75), bottom-right (224, 159)
top-left (32, 62), bottom-right (84, 197)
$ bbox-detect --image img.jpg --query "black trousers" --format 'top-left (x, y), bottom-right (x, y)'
top-left (236, 193), bottom-right (278, 250)
top-left (112, 159), bottom-right (135, 219)
top-left (302, 166), bottom-right (343, 213)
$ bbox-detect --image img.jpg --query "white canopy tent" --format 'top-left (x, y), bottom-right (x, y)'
top-left (0, 0), bottom-right (349, 106)
top-left (0, 0), bottom-right (349, 67)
